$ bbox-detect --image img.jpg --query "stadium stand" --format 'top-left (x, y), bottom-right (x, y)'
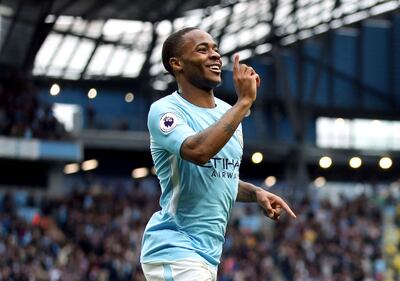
top-left (0, 70), bottom-right (68, 140)
top-left (0, 178), bottom-right (390, 281)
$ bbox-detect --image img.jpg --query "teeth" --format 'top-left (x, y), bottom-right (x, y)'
top-left (210, 65), bottom-right (220, 70)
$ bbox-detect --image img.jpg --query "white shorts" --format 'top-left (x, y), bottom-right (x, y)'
top-left (141, 259), bottom-right (217, 281)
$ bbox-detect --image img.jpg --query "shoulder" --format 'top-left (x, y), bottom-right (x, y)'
top-left (150, 94), bottom-right (176, 111)
top-left (148, 93), bottom-right (187, 130)
top-left (149, 94), bottom-right (181, 118)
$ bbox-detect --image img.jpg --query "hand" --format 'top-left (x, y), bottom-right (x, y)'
top-left (233, 54), bottom-right (261, 106)
top-left (256, 189), bottom-right (296, 220)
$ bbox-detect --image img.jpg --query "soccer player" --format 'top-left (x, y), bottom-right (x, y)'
top-left (141, 27), bottom-right (296, 281)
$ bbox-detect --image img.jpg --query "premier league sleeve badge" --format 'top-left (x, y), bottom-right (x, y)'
top-left (159, 112), bottom-right (178, 133)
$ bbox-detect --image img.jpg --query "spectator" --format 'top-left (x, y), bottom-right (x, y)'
top-left (0, 70), bottom-right (68, 140)
top-left (0, 181), bottom-right (386, 281)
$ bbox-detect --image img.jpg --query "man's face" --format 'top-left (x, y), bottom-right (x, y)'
top-left (178, 30), bottom-right (222, 90)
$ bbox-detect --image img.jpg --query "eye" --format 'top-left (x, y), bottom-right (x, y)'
top-left (197, 47), bottom-right (207, 53)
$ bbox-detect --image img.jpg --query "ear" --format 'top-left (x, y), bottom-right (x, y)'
top-left (170, 57), bottom-right (183, 74)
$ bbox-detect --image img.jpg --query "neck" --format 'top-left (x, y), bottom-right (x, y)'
top-left (176, 81), bottom-right (216, 108)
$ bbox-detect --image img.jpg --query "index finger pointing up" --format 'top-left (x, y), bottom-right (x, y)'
top-left (233, 54), bottom-right (240, 74)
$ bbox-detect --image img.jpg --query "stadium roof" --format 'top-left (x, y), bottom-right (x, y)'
top-left (0, 0), bottom-right (399, 82)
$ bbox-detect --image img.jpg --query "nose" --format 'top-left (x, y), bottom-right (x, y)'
top-left (210, 49), bottom-right (221, 60)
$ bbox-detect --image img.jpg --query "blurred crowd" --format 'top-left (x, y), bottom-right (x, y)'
top-left (384, 192), bottom-right (400, 281)
top-left (0, 178), bottom-right (388, 281)
top-left (221, 195), bottom-right (385, 281)
top-left (0, 70), bottom-right (67, 140)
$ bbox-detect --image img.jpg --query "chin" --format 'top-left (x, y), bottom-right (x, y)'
top-left (206, 80), bottom-right (221, 90)
top-left (207, 76), bottom-right (222, 88)
top-left (191, 74), bottom-right (221, 90)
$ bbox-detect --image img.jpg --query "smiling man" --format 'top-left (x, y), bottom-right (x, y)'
top-left (140, 27), bottom-right (296, 281)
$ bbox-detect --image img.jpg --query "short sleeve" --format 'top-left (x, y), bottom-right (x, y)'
top-left (147, 101), bottom-right (195, 157)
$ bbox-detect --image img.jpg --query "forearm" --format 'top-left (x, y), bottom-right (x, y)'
top-left (238, 180), bottom-right (297, 219)
top-left (236, 180), bottom-right (262, 202)
top-left (181, 99), bottom-right (252, 165)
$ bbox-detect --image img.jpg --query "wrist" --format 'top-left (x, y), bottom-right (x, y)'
top-left (254, 187), bottom-right (265, 202)
top-left (237, 181), bottom-right (261, 202)
top-left (235, 98), bottom-right (253, 111)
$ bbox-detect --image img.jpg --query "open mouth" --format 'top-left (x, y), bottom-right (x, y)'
top-left (207, 64), bottom-right (221, 73)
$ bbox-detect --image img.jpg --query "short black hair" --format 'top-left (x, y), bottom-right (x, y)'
top-left (162, 27), bottom-right (198, 76)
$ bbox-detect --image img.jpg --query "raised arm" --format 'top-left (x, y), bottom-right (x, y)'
top-left (237, 180), bottom-right (296, 220)
top-left (180, 55), bottom-right (260, 165)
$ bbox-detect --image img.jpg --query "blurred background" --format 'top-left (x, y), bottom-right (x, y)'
top-left (0, 0), bottom-right (400, 280)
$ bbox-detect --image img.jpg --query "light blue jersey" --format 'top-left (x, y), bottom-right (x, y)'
top-left (141, 91), bottom-right (243, 266)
